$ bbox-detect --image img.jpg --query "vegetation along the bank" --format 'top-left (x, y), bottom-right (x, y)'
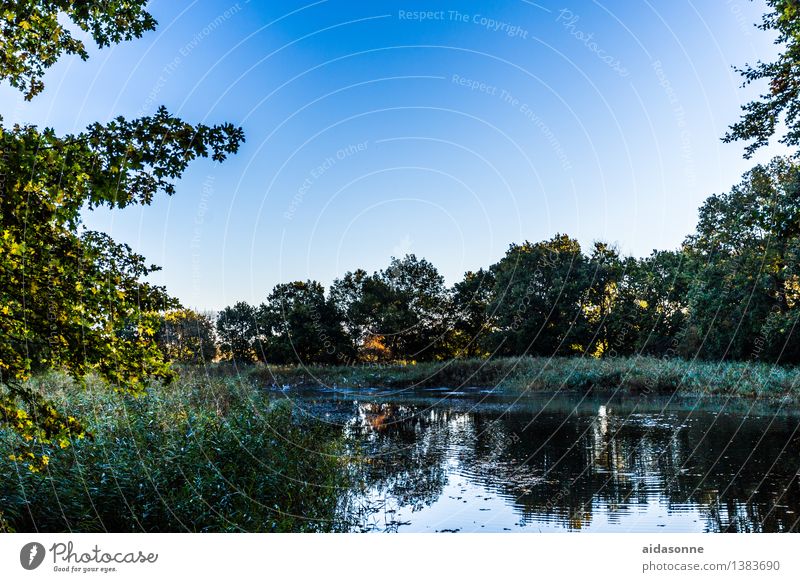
top-left (254, 356), bottom-right (800, 401)
top-left (0, 369), bottom-right (354, 532)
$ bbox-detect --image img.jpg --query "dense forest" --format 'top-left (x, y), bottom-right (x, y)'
top-left (170, 156), bottom-right (800, 367)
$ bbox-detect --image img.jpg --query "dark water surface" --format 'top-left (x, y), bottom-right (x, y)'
top-left (289, 387), bottom-right (800, 532)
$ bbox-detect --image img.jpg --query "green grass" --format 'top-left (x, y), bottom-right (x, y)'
top-left (252, 356), bottom-right (800, 400)
top-left (0, 368), bottom-right (355, 532)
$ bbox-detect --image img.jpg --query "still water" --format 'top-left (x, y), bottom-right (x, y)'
top-left (291, 387), bottom-right (800, 532)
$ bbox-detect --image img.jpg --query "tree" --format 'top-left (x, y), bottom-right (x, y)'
top-left (257, 281), bottom-right (353, 365)
top-left (604, 251), bottom-right (690, 357)
top-left (156, 309), bottom-right (217, 364)
top-left (330, 256), bottom-right (450, 362)
top-left (330, 269), bottom-right (378, 359)
top-left (1, 0), bottom-right (157, 100)
top-left (378, 255), bottom-right (450, 361)
top-left (582, 242), bottom-right (623, 357)
top-left (0, 4), bottom-right (244, 470)
top-left (724, 0), bottom-right (800, 157)
top-left (449, 269), bottom-right (495, 357)
top-left (486, 235), bottom-right (589, 356)
top-left (681, 158), bottom-right (800, 361)
top-left (215, 302), bottom-right (258, 363)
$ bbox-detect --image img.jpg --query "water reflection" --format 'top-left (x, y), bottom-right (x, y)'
top-left (297, 389), bottom-right (800, 532)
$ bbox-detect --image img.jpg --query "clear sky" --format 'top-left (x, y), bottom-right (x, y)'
top-left (0, 0), bottom-right (789, 310)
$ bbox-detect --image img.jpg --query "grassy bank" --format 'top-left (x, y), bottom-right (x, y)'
top-left (0, 368), bottom-right (354, 532)
top-left (253, 356), bottom-right (800, 400)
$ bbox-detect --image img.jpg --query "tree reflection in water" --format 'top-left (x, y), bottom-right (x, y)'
top-left (302, 390), bottom-right (800, 532)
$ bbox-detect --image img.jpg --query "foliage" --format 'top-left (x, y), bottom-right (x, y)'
top-left (724, 0), bottom-right (800, 157)
top-left (257, 281), bottom-right (354, 365)
top-left (485, 234), bottom-right (589, 356)
top-left (0, 371), bottom-right (352, 532)
top-left (330, 268), bottom-right (385, 359)
top-left (600, 251), bottom-right (690, 357)
top-left (582, 242), bottom-right (623, 357)
top-left (156, 309), bottom-right (217, 364)
top-left (331, 255), bottom-right (450, 361)
top-left (449, 269), bottom-right (495, 357)
top-left (681, 158), bottom-right (800, 361)
top-left (378, 255), bottom-right (451, 360)
top-left (216, 301), bottom-right (258, 363)
top-left (0, 0), bottom-right (157, 99)
top-left (212, 156), bottom-right (800, 367)
top-left (0, 111), bottom-right (242, 465)
top-left (0, 6), bottom-right (244, 468)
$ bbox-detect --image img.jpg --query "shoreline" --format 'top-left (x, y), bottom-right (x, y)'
top-left (244, 356), bottom-right (800, 403)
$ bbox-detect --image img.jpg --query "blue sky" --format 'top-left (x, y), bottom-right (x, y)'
top-left (0, 0), bottom-right (788, 310)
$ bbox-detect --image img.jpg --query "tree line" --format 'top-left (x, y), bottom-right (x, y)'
top-left (162, 156), bottom-right (800, 366)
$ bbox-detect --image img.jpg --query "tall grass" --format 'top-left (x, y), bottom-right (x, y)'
top-left (253, 356), bottom-right (800, 399)
top-left (0, 368), bottom-right (353, 532)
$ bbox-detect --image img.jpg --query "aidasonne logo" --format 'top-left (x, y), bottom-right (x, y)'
top-left (20, 541), bottom-right (158, 573)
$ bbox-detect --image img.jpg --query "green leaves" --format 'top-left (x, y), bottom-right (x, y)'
top-left (724, 0), bottom-right (800, 157)
top-left (0, 0), bottom-right (245, 471)
top-left (330, 255), bottom-right (450, 362)
top-left (82, 107), bottom-right (245, 208)
top-left (0, 1), bottom-right (157, 99)
top-left (156, 309), bottom-right (218, 364)
top-left (216, 302), bottom-right (259, 363)
top-left (486, 235), bottom-right (589, 357)
top-left (681, 157), bottom-right (800, 361)
top-left (1, 373), bottom-right (352, 531)
top-left (258, 281), bottom-right (354, 365)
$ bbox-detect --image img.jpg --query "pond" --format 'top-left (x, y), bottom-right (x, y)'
top-left (287, 386), bottom-right (800, 532)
